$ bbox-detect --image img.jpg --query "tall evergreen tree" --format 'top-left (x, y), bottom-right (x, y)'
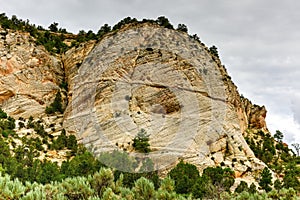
top-left (259, 167), bottom-right (272, 192)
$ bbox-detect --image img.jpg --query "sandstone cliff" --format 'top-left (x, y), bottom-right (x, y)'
top-left (62, 23), bottom-right (268, 182)
top-left (0, 23), bottom-right (270, 184)
top-left (0, 26), bottom-right (64, 118)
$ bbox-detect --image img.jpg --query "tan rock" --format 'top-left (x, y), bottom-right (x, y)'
top-left (0, 27), bottom-right (64, 118)
top-left (62, 40), bottom-right (96, 101)
top-left (64, 23), bottom-right (266, 176)
top-left (0, 23), bottom-right (271, 184)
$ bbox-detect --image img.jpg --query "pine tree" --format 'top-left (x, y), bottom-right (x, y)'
top-left (259, 167), bottom-right (272, 192)
top-left (235, 181), bottom-right (249, 193)
top-left (132, 129), bottom-right (150, 153)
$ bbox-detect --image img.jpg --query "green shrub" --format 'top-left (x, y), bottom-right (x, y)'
top-left (61, 176), bottom-right (94, 200)
top-left (274, 179), bottom-right (282, 191)
top-left (168, 160), bottom-right (199, 194)
top-left (18, 121), bottom-right (25, 129)
top-left (177, 24), bottom-right (188, 33)
top-left (102, 188), bottom-right (119, 200)
top-left (248, 183), bottom-right (257, 193)
top-left (90, 168), bottom-right (114, 197)
top-left (33, 123), bottom-right (47, 137)
top-left (192, 176), bottom-right (215, 199)
top-left (235, 181), bottom-right (248, 193)
top-left (26, 116), bottom-right (34, 128)
top-left (67, 134), bottom-right (78, 154)
top-left (0, 173), bottom-right (26, 199)
top-left (1, 129), bottom-right (15, 138)
top-left (209, 45), bottom-right (219, 58)
top-left (45, 91), bottom-right (63, 114)
top-left (51, 129), bottom-right (67, 150)
top-left (133, 177), bottom-right (155, 200)
top-left (59, 81), bottom-right (68, 91)
top-left (156, 16), bottom-right (174, 29)
top-left (97, 24), bottom-right (111, 38)
top-left (202, 167), bottom-right (235, 192)
top-left (0, 108), bottom-right (7, 119)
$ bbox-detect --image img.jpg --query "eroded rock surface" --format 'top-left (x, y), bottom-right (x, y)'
top-left (64, 23), bottom-right (266, 176)
top-left (62, 40), bottom-right (96, 100)
top-left (0, 23), bottom-right (269, 183)
top-left (0, 27), bottom-right (63, 118)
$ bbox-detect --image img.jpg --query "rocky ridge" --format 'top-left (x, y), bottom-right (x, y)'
top-left (0, 23), bottom-right (271, 185)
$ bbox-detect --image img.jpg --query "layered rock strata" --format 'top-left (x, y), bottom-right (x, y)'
top-left (0, 23), bottom-right (269, 181)
top-left (63, 23), bottom-right (266, 177)
top-left (0, 27), bottom-right (63, 118)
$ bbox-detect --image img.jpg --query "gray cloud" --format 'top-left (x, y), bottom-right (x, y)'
top-left (291, 94), bottom-right (300, 124)
top-left (0, 0), bottom-right (299, 144)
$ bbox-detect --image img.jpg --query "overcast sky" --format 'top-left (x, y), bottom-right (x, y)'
top-left (1, 0), bottom-right (299, 146)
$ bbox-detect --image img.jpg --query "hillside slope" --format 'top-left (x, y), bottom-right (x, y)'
top-left (0, 21), bottom-right (278, 186)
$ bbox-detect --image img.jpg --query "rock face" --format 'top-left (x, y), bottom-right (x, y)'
top-left (0, 26), bottom-right (64, 118)
top-left (241, 97), bottom-right (267, 130)
top-left (0, 23), bottom-right (269, 182)
top-left (62, 40), bottom-right (96, 100)
top-left (63, 23), bottom-right (266, 177)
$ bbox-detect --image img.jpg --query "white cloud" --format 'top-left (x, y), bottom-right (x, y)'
top-left (291, 93), bottom-right (300, 125)
top-left (267, 112), bottom-right (300, 145)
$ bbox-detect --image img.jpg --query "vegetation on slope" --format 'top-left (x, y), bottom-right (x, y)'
top-left (45, 91), bottom-right (64, 115)
top-left (1, 108), bottom-right (300, 199)
top-left (245, 129), bottom-right (300, 191)
top-left (0, 13), bottom-right (220, 58)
